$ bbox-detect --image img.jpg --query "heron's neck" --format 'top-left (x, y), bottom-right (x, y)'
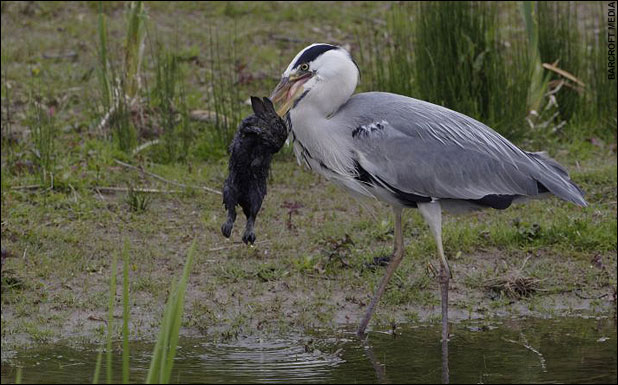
top-left (288, 71), bottom-right (357, 173)
top-left (289, 89), bottom-right (355, 176)
top-left (294, 72), bottom-right (357, 120)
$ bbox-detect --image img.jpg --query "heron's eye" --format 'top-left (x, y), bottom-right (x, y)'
top-left (299, 63), bottom-right (309, 71)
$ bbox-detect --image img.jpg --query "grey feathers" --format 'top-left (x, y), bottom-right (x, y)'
top-left (324, 92), bottom-right (587, 208)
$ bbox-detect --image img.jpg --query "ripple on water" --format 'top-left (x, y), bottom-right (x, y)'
top-left (1, 317), bottom-right (616, 384)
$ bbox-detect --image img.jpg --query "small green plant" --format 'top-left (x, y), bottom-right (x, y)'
top-left (126, 186), bottom-right (151, 213)
top-left (92, 239), bottom-right (131, 384)
top-left (146, 241), bottom-right (196, 384)
top-left (93, 240), bottom-right (199, 384)
top-left (521, 0), bottom-right (549, 116)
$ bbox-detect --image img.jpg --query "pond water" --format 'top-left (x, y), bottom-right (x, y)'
top-left (1, 317), bottom-right (616, 384)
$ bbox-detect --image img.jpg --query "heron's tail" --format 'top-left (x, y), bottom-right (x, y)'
top-left (527, 151), bottom-right (588, 207)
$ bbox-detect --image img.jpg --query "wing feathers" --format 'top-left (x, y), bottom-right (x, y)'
top-left (337, 92), bottom-right (587, 206)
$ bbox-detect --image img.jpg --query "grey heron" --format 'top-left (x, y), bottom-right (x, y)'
top-left (270, 43), bottom-right (587, 339)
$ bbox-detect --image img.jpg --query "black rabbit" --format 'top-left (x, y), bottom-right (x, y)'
top-left (221, 97), bottom-right (288, 244)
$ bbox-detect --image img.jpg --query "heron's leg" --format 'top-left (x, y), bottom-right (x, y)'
top-left (418, 201), bottom-right (450, 343)
top-left (357, 206), bottom-right (404, 337)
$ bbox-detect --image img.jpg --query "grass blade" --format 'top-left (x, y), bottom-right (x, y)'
top-left (15, 367), bottom-right (22, 384)
top-left (92, 344), bottom-right (104, 384)
top-left (122, 239), bottom-right (130, 384)
top-left (106, 251), bottom-right (118, 384)
top-left (146, 240), bottom-right (196, 384)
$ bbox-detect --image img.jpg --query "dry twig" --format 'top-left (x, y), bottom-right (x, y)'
top-left (113, 159), bottom-right (221, 195)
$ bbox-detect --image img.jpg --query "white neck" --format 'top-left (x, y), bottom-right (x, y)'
top-left (286, 48), bottom-right (360, 176)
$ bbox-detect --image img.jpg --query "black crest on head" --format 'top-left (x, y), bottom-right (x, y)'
top-left (292, 44), bottom-right (338, 69)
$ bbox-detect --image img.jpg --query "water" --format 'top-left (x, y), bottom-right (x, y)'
top-left (1, 317), bottom-right (616, 384)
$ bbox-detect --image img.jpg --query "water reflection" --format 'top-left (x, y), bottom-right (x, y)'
top-left (360, 328), bottom-right (451, 384)
top-left (441, 335), bottom-right (449, 384)
top-left (361, 336), bottom-right (388, 383)
top-left (1, 317), bottom-right (616, 384)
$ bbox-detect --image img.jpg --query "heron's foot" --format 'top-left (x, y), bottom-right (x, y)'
top-left (242, 229), bottom-right (256, 245)
top-left (442, 260), bottom-right (453, 280)
top-left (426, 261), bottom-right (453, 281)
top-left (356, 328), bottom-right (369, 339)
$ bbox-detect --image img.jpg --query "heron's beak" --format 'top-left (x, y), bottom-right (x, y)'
top-left (270, 73), bottom-right (312, 117)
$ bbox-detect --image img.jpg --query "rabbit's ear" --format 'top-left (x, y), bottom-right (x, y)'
top-left (261, 97), bottom-right (276, 115)
top-left (250, 96), bottom-right (265, 116)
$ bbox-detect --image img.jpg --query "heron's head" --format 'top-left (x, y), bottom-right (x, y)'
top-left (271, 43), bottom-right (360, 117)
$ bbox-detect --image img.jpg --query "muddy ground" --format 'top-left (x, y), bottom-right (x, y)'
top-left (2, 158), bottom-right (616, 359)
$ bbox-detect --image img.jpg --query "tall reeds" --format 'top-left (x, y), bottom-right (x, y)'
top-left (358, 3), bottom-right (415, 97)
top-left (152, 46), bottom-right (192, 163)
top-left (357, 2), bottom-right (531, 140)
top-left (28, 85), bottom-right (57, 186)
top-left (586, 3), bottom-right (617, 136)
top-left (206, 28), bottom-right (242, 152)
top-left (124, 1), bottom-right (146, 101)
top-left (1, 51), bottom-right (13, 160)
top-left (96, 1), bottom-right (145, 153)
top-left (94, 3), bottom-right (247, 160)
top-left (356, 1), bottom-right (613, 142)
top-left (537, 1), bottom-right (583, 122)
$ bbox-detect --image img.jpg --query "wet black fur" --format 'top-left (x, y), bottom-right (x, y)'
top-left (221, 97), bottom-right (288, 244)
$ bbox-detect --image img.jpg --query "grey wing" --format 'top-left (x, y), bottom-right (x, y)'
top-left (339, 92), bottom-right (586, 206)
